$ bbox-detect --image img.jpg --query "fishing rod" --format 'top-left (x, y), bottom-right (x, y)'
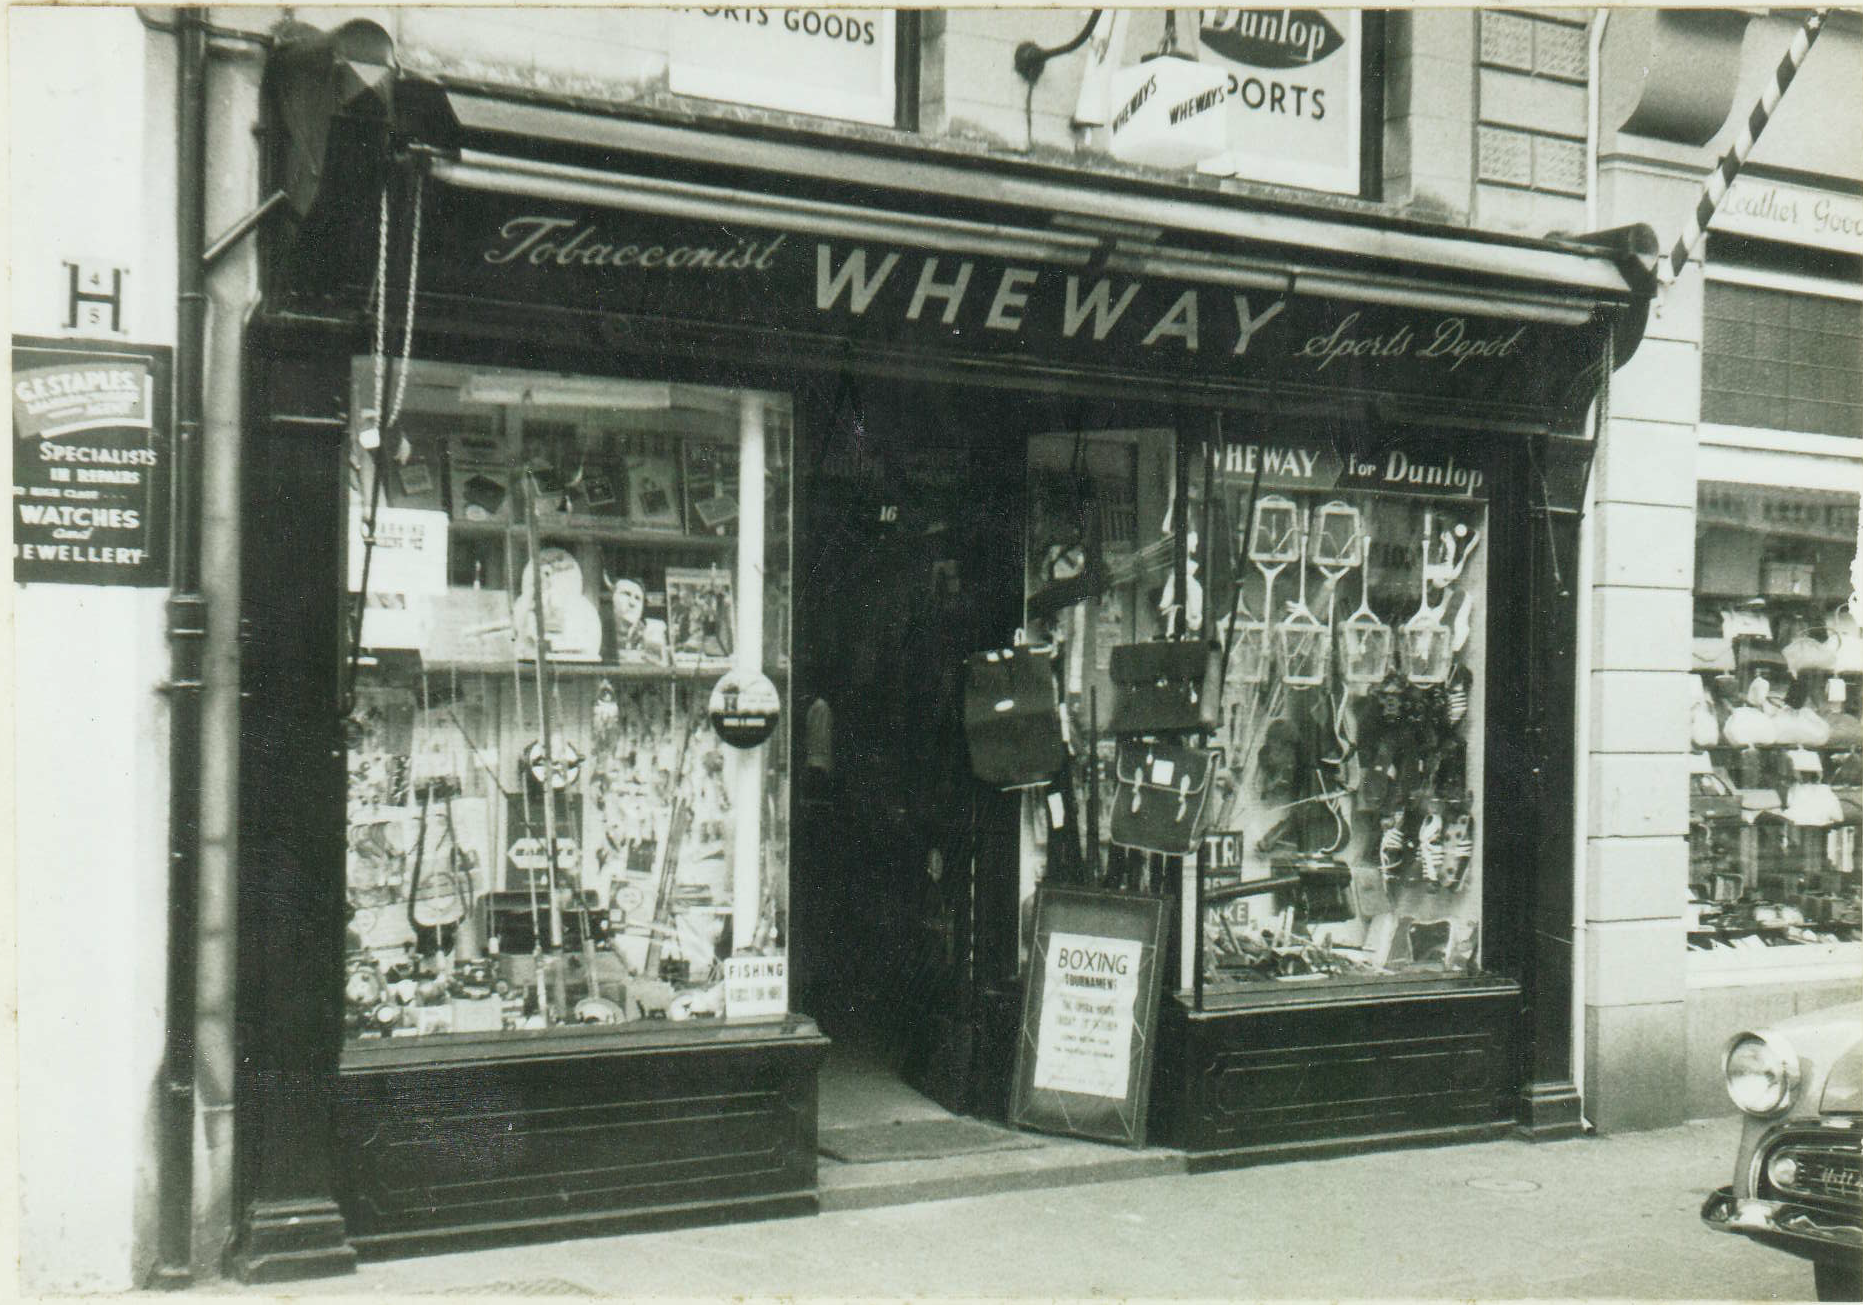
top-left (521, 468), bottom-right (569, 1021)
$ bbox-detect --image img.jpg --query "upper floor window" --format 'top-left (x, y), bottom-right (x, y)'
top-left (1703, 281), bottom-right (1863, 439)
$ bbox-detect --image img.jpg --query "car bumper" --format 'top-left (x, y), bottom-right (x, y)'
top-left (1702, 1186), bottom-right (1863, 1262)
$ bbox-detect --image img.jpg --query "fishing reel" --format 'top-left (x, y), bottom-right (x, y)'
top-left (522, 735), bottom-right (584, 792)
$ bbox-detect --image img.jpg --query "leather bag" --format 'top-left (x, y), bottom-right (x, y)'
top-left (1109, 738), bottom-right (1220, 855)
top-left (963, 645), bottom-right (1066, 789)
top-left (1107, 639), bottom-right (1223, 735)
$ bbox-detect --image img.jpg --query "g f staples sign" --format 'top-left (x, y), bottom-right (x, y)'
top-left (669, 9), bottom-right (897, 127)
top-left (12, 338), bottom-right (171, 587)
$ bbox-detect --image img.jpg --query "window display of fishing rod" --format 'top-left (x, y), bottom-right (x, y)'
top-left (338, 365), bottom-right (793, 1045)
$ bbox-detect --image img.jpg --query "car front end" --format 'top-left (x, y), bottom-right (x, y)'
top-left (1702, 1006), bottom-right (1863, 1300)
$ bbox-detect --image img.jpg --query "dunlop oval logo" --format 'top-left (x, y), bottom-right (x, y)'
top-left (1202, 9), bottom-right (1345, 69)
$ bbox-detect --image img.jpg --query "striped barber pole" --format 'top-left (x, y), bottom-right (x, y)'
top-left (1660, 8), bottom-right (1831, 284)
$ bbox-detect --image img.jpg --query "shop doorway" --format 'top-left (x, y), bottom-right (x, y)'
top-left (792, 382), bottom-right (1026, 1124)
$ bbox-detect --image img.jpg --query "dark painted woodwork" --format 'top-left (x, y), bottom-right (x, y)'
top-left (1151, 982), bottom-right (1522, 1156)
top-left (231, 328), bottom-right (358, 1282)
top-left (234, 86), bottom-right (1616, 1270)
top-left (334, 1021), bottom-right (827, 1256)
top-left (1515, 438), bottom-right (1587, 1138)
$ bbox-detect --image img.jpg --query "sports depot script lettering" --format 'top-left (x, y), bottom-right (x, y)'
top-left (437, 203), bottom-right (1590, 415)
top-left (12, 349), bottom-right (170, 585)
top-left (1032, 931), bottom-right (1145, 1099)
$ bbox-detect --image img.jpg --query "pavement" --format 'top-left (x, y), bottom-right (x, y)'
top-left (202, 1116), bottom-right (1829, 1301)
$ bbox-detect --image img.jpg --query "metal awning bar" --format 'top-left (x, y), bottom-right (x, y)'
top-left (1292, 272), bottom-right (1595, 324)
top-left (431, 149), bottom-right (1102, 267)
top-left (441, 90), bottom-right (1636, 302)
top-left (431, 147), bottom-right (1600, 326)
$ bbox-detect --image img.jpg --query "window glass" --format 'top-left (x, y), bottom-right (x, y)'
top-left (1023, 428), bottom-right (1491, 997)
top-left (342, 360), bottom-right (792, 1045)
top-left (1688, 479), bottom-right (1861, 953)
top-left (1702, 282), bottom-right (1863, 438)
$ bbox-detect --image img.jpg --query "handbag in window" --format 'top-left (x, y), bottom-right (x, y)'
top-left (1109, 738), bottom-right (1221, 855)
top-left (963, 643), bottom-right (1066, 790)
top-left (1106, 639), bottom-right (1223, 735)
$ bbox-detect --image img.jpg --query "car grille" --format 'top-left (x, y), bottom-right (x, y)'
top-left (1760, 1127), bottom-right (1863, 1214)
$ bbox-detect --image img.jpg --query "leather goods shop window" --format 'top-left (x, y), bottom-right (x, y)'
top-left (1687, 478), bottom-right (1861, 954)
top-left (339, 358), bottom-right (793, 1044)
top-left (1020, 426), bottom-right (1491, 995)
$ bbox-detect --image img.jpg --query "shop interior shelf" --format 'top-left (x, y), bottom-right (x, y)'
top-left (449, 519), bottom-right (736, 552)
top-left (1695, 592), bottom-right (1851, 607)
top-left (410, 658), bottom-right (787, 681)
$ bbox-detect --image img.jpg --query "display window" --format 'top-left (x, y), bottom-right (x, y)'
top-left (1022, 424), bottom-right (1492, 997)
top-left (340, 359), bottom-right (792, 1044)
top-left (1686, 475), bottom-right (1861, 954)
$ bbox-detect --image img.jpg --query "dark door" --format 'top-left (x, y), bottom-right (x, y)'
top-left (791, 381), bottom-right (1025, 1112)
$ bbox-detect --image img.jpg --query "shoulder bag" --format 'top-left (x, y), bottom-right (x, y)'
top-left (1109, 737), bottom-right (1221, 855)
top-left (963, 644), bottom-right (1066, 789)
top-left (1107, 639), bottom-right (1223, 735)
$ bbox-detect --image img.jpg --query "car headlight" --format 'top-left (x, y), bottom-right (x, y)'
top-left (1724, 1031), bottom-right (1801, 1116)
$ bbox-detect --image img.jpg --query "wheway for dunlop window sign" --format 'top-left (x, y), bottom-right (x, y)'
top-left (12, 337), bottom-right (171, 587)
top-left (1196, 8), bottom-right (1363, 195)
top-left (669, 8), bottom-right (897, 128)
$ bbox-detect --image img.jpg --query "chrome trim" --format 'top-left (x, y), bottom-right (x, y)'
top-left (1703, 1187), bottom-right (1863, 1255)
top-left (1725, 1028), bottom-right (1803, 1117)
top-left (1752, 1122), bottom-right (1863, 1213)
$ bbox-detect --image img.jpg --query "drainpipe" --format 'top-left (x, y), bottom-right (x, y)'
top-left (1569, 6), bottom-right (1611, 1134)
top-left (155, 4), bottom-right (209, 1287)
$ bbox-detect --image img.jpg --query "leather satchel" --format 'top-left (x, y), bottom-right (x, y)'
top-left (1109, 738), bottom-right (1220, 855)
top-left (963, 645), bottom-right (1066, 789)
top-left (1107, 639), bottom-right (1223, 735)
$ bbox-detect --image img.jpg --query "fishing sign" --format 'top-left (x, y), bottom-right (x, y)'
top-left (12, 337), bottom-right (172, 587)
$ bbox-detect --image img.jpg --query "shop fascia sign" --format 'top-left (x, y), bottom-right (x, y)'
top-left (1709, 175), bottom-right (1863, 258)
top-left (473, 214), bottom-right (1537, 373)
top-left (1699, 480), bottom-right (1858, 544)
top-left (426, 194), bottom-right (1590, 417)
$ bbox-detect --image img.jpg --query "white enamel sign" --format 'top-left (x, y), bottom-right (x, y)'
top-left (669, 9), bottom-right (897, 128)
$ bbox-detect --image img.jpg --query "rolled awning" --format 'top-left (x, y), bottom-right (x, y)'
top-left (436, 89), bottom-right (1644, 324)
top-left (443, 93), bottom-right (1638, 299)
top-left (269, 76), bottom-right (1654, 432)
top-left (428, 145), bottom-right (1605, 326)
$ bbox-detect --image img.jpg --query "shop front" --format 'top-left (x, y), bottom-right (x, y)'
top-left (230, 71), bottom-right (1654, 1278)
